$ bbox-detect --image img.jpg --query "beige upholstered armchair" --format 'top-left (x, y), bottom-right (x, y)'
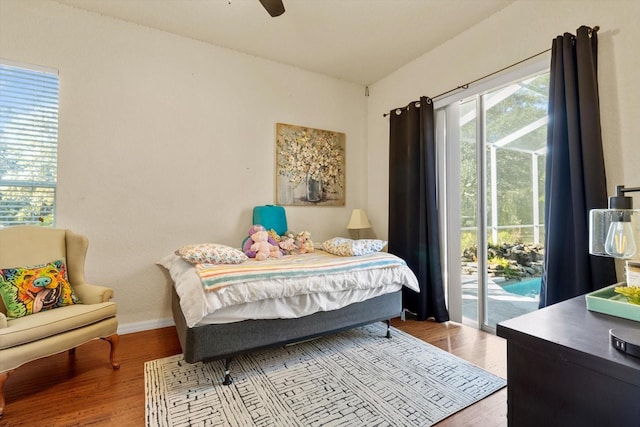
top-left (0, 226), bottom-right (119, 419)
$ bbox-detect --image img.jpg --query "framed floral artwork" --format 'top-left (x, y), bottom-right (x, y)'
top-left (275, 123), bottom-right (345, 206)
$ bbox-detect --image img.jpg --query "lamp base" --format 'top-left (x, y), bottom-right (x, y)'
top-left (610, 328), bottom-right (640, 358)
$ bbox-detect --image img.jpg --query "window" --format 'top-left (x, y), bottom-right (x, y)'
top-left (0, 61), bottom-right (59, 227)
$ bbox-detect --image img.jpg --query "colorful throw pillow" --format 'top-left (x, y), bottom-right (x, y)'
top-left (321, 238), bottom-right (388, 257)
top-left (175, 243), bottom-right (248, 265)
top-left (0, 258), bottom-right (79, 319)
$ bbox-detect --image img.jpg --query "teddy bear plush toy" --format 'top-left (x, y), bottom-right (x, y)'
top-left (243, 224), bottom-right (281, 258)
top-left (296, 231), bottom-right (314, 254)
top-left (250, 230), bottom-right (282, 261)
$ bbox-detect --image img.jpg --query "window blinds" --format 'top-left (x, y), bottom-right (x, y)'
top-left (0, 61), bottom-right (59, 227)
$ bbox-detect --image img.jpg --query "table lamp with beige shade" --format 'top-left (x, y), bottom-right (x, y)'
top-left (346, 209), bottom-right (371, 240)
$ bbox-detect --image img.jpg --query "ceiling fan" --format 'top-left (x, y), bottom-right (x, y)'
top-left (258, 0), bottom-right (285, 17)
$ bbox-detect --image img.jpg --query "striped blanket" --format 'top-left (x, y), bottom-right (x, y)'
top-left (195, 250), bottom-right (407, 293)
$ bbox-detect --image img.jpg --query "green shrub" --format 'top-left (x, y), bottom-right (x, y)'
top-left (461, 232), bottom-right (477, 254)
top-left (488, 256), bottom-right (520, 279)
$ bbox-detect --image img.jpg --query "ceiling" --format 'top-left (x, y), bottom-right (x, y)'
top-left (54, 0), bottom-right (515, 86)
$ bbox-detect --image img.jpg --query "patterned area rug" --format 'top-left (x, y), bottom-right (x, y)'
top-left (145, 323), bottom-right (505, 426)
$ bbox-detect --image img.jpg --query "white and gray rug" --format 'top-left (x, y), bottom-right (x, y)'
top-left (145, 323), bottom-right (505, 426)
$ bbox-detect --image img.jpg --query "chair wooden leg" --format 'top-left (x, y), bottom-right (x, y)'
top-left (0, 370), bottom-right (14, 420)
top-left (101, 334), bottom-right (120, 370)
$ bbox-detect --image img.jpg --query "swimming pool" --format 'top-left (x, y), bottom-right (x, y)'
top-left (503, 277), bottom-right (541, 299)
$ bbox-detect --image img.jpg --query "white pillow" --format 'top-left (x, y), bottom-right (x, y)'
top-left (321, 237), bottom-right (387, 256)
top-left (175, 243), bottom-right (248, 265)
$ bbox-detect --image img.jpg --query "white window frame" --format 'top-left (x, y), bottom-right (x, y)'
top-left (0, 59), bottom-right (59, 228)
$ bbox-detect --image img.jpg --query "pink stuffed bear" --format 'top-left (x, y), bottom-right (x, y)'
top-left (243, 224), bottom-right (281, 258)
top-left (250, 230), bottom-right (282, 261)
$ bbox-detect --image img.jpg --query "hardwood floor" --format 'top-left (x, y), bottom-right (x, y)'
top-left (1, 320), bottom-right (507, 426)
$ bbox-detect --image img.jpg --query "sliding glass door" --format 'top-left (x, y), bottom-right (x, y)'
top-left (438, 67), bottom-right (549, 331)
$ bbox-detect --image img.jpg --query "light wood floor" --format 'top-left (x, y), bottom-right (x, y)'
top-left (1, 320), bottom-right (507, 426)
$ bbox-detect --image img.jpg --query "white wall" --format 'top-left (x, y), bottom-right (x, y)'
top-left (0, 0), bottom-right (368, 331)
top-left (2, 0), bottom-right (638, 331)
top-left (367, 0), bottom-right (640, 242)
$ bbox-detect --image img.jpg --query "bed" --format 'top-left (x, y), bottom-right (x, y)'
top-left (159, 247), bottom-right (419, 384)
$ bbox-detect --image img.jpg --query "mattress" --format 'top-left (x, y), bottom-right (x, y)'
top-left (158, 251), bottom-right (419, 327)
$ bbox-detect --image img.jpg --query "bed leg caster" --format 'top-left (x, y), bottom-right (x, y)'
top-left (222, 358), bottom-right (233, 385)
top-left (385, 319), bottom-right (392, 339)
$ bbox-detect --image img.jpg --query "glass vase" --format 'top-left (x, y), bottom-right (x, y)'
top-left (306, 173), bottom-right (322, 202)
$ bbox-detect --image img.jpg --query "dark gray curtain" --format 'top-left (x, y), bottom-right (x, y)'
top-left (388, 97), bottom-right (449, 322)
top-left (540, 25), bottom-right (617, 308)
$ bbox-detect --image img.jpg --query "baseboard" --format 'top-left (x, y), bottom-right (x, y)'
top-left (117, 317), bottom-right (175, 335)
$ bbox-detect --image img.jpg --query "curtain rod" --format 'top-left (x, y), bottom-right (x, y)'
top-left (383, 25), bottom-right (599, 118)
top-left (382, 48), bottom-right (550, 117)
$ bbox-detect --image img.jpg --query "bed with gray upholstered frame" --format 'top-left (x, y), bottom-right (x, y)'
top-left (171, 287), bottom-right (402, 384)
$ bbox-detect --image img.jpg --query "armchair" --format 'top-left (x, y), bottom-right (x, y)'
top-left (0, 226), bottom-right (119, 419)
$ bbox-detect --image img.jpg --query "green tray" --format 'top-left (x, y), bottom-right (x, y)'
top-left (586, 283), bottom-right (640, 322)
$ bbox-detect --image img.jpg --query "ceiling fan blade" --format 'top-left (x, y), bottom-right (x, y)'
top-left (258, 0), bottom-right (285, 17)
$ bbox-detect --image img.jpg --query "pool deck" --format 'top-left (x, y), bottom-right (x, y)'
top-left (462, 275), bottom-right (540, 328)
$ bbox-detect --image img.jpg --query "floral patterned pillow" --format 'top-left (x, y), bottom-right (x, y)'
top-left (175, 243), bottom-right (248, 265)
top-left (321, 238), bottom-right (387, 256)
top-left (0, 259), bottom-right (79, 318)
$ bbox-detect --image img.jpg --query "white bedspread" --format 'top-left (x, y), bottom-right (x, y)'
top-left (158, 252), bottom-right (419, 328)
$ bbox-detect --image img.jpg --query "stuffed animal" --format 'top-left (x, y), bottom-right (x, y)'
top-left (267, 229), bottom-right (281, 242)
top-left (296, 231), bottom-right (314, 254)
top-left (249, 230), bottom-right (271, 261)
top-left (250, 230), bottom-right (282, 261)
top-left (243, 224), bottom-right (281, 258)
top-left (279, 236), bottom-right (296, 253)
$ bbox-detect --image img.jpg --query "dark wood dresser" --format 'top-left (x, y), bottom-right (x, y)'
top-left (497, 294), bottom-right (640, 426)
